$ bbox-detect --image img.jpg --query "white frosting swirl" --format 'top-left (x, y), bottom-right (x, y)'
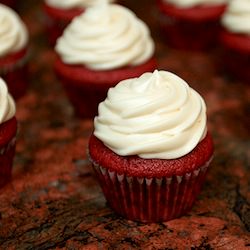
top-left (94, 70), bottom-right (207, 160)
top-left (55, 4), bottom-right (154, 70)
top-left (0, 4), bottom-right (28, 57)
top-left (221, 0), bottom-right (250, 35)
top-left (45, 0), bottom-right (115, 9)
top-left (0, 78), bottom-right (16, 124)
top-left (163, 0), bottom-right (228, 8)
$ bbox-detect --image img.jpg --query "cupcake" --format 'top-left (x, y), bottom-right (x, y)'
top-left (55, 4), bottom-right (156, 118)
top-left (156, 0), bottom-right (228, 50)
top-left (0, 4), bottom-right (29, 99)
top-left (220, 0), bottom-right (250, 83)
top-left (0, 78), bottom-right (17, 189)
top-left (88, 70), bottom-right (214, 222)
top-left (43, 0), bottom-right (116, 45)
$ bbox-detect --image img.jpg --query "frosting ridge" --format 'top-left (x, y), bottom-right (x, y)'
top-left (55, 4), bottom-right (154, 70)
top-left (221, 0), bottom-right (250, 35)
top-left (0, 4), bottom-right (28, 57)
top-left (0, 78), bottom-right (16, 124)
top-left (94, 70), bottom-right (207, 159)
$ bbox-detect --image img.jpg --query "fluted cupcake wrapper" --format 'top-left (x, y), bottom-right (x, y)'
top-left (0, 51), bottom-right (29, 99)
top-left (0, 137), bottom-right (16, 189)
top-left (43, 4), bottom-right (83, 46)
top-left (0, 51), bottom-right (29, 75)
top-left (156, 0), bottom-right (225, 51)
top-left (90, 157), bottom-right (212, 222)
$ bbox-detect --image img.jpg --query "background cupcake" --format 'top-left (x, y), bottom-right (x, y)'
top-left (0, 78), bottom-right (17, 189)
top-left (43, 0), bottom-right (116, 45)
top-left (0, 4), bottom-right (29, 99)
top-left (156, 0), bottom-right (228, 50)
top-left (88, 70), bottom-right (214, 222)
top-left (55, 3), bottom-right (157, 118)
top-left (220, 0), bottom-right (250, 83)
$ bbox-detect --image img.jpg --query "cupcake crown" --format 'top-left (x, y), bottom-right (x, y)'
top-left (94, 70), bottom-right (207, 160)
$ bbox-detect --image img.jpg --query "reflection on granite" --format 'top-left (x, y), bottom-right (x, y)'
top-left (0, 0), bottom-right (249, 249)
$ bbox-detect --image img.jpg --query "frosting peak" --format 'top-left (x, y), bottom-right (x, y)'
top-left (0, 78), bottom-right (16, 124)
top-left (55, 4), bottom-right (155, 70)
top-left (221, 0), bottom-right (250, 35)
top-left (94, 70), bottom-right (207, 159)
top-left (0, 4), bottom-right (28, 57)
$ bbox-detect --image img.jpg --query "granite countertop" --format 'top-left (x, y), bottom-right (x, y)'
top-left (0, 0), bottom-right (249, 249)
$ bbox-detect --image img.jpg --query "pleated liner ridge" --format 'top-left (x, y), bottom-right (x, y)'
top-left (90, 157), bottom-right (212, 223)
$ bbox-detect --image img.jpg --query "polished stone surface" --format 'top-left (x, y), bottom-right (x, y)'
top-left (0, 0), bottom-right (249, 249)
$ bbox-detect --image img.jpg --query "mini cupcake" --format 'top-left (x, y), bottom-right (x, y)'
top-left (55, 4), bottom-right (156, 118)
top-left (0, 78), bottom-right (17, 189)
top-left (156, 0), bottom-right (228, 50)
top-left (220, 0), bottom-right (250, 83)
top-left (0, 4), bottom-right (29, 99)
top-left (88, 70), bottom-right (214, 222)
top-left (43, 0), bottom-right (116, 45)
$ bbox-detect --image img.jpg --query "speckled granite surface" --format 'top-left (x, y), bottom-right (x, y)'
top-left (0, 0), bottom-right (249, 249)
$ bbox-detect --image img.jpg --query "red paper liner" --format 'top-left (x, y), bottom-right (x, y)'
top-left (55, 57), bottom-right (157, 118)
top-left (43, 3), bottom-right (84, 46)
top-left (0, 137), bottom-right (16, 189)
top-left (0, 117), bottom-right (17, 189)
top-left (0, 49), bottom-right (29, 99)
top-left (90, 156), bottom-right (212, 222)
top-left (157, 0), bottom-right (226, 50)
top-left (219, 30), bottom-right (250, 83)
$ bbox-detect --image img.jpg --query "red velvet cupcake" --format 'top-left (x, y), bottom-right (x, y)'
top-left (43, 0), bottom-right (116, 46)
top-left (0, 78), bottom-right (17, 189)
top-left (0, 4), bottom-right (29, 99)
top-left (219, 0), bottom-right (250, 83)
top-left (156, 0), bottom-right (228, 50)
top-left (55, 4), bottom-right (156, 118)
top-left (88, 70), bottom-right (214, 222)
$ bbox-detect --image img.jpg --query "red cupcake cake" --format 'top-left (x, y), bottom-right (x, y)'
top-left (220, 0), bottom-right (250, 83)
top-left (55, 4), bottom-right (157, 118)
top-left (43, 0), bottom-right (116, 45)
top-left (0, 78), bottom-right (17, 189)
top-left (0, 4), bottom-right (29, 99)
top-left (156, 0), bottom-right (228, 50)
top-left (88, 70), bottom-right (214, 222)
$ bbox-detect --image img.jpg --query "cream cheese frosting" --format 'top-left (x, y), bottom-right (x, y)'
top-left (94, 70), bottom-right (207, 160)
top-left (55, 4), bottom-right (154, 70)
top-left (45, 0), bottom-right (115, 9)
top-left (221, 0), bottom-right (250, 35)
top-left (0, 78), bottom-right (16, 124)
top-left (0, 4), bottom-right (28, 57)
top-left (163, 0), bottom-right (228, 8)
